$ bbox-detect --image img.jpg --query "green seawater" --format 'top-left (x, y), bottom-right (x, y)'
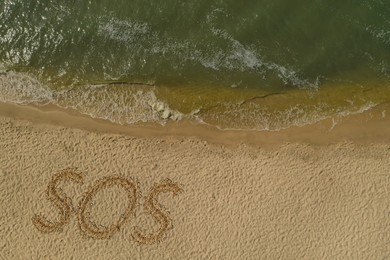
top-left (1, 0), bottom-right (390, 129)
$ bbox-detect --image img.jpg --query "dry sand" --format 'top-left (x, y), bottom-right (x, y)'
top-left (0, 102), bottom-right (389, 259)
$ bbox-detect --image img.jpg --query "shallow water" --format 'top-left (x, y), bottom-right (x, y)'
top-left (1, 0), bottom-right (390, 130)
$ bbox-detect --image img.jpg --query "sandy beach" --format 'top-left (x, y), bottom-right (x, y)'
top-left (0, 102), bottom-right (389, 259)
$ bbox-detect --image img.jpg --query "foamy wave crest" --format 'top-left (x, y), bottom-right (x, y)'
top-left (98, 17), bottom-right (150, 43)
top-left (56, 84), bottom-right (184, 124)
top-left (366, 25), bottom-right (390, 45)
top-left (0, 71), bottom-right (54, 103)
top-left (0, 71), bottom-right (184, 125)
top-left (206, 11), bottom-right (318, 89)
top-left (94, 14), bottom-right (319, 89)
top-left (198, 92), bottom-right (380, 131)
top-left (0, 71), bottom-right (383, 131)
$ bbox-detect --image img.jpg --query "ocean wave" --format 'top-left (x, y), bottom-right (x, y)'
top-left (193, 94), bottom-right (380, 131)
top-left (0, 71), bottom-right (384, 131)
top-left (207, 101), bottom-right (379, 131)
top-left (366, 25), bottom-right (390, 45)
top-left (94, 13), bottom-right (319, 88)
top-left (207, 13), bottom-right (319, 88)
top-left (0, 71), bottom-right (54, 103)
top-left (0, 71), bottom-right (184, 124)
top-left (98, 17), bottom-right (150, 44)
top-left (1, 0), bottom-right (389, 89)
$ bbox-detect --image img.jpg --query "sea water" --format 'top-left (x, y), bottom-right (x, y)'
top-left (1, 0), bottom-right (389, 130)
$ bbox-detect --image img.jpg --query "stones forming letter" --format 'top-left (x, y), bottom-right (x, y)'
top-left (32, 168), bottom-right (84, 233)
top-left (132, 179), bottom-right (183, 245)
top-left (78, 176), bottom-right (139, 239)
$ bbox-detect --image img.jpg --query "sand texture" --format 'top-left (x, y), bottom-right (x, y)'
top-left (0, 115), bottom-right (389, 259)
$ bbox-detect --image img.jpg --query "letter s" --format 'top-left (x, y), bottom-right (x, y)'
top-left (32, 168), bottom-right (84, 233)
top-left (132, 179), bottom-right (183, 245)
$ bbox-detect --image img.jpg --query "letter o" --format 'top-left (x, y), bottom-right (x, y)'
top-left (78, 176), bottom-right (138, 239)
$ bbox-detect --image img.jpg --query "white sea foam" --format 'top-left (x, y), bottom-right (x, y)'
top-left (202, 98), bottom-right (379, 131)
top-left (366, 25), bottom-right (390, 45)
top-left (0, 63), bottom-right (6, 73)
top-left (0, 71), bottom-right (54, 103)
top-left (207, 20), bottom-right (318, 88)
top-left (95, 14), bottom-right (318, 89)
top-left (0, 71), bottom-right (183, 125)
top-left (98, 17), bottom-right (150, 43)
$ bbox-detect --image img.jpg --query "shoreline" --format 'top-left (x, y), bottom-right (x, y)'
top-left (0, 100), bottom-right (389, 147)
